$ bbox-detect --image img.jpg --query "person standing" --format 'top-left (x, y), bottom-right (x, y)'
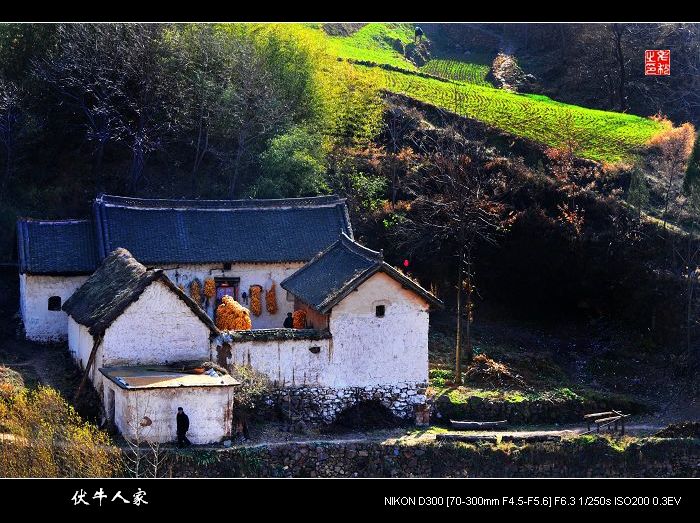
top-left (176, 407), bottom-right (191, 447)
top-left (283, 312), bottom-right (293, 328)
top-left (415, 26), bottom-right (424, 44)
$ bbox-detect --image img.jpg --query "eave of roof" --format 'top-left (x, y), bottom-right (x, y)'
top-left (92, 193), bottom-right (353, 264)
top-left (99, 366), bottom-right (240, 390)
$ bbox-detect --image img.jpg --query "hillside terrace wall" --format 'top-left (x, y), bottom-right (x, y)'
top-left (170, 437), bottom-right (700, 478)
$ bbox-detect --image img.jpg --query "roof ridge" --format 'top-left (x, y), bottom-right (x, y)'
top-left (17, 218), bottom-right (92, 224)
top-left (96, 194), bottom-right (346, 210)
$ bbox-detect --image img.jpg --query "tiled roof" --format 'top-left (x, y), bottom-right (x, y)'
top-left (280, 233), bottom-right (442, 314)
top-left (63, 248), bottom-right (219, 336)
top-left (17, 219), bottom-right (99, 274)
top-left (93, 194), bottom-right (353, 264)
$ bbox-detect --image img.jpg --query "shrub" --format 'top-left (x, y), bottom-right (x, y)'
top-left (0, 386), bottom-right (119, 477)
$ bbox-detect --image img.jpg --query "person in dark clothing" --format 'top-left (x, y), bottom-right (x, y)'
top-left (176, 407), bottom-right (191, 447)
top-left (414, 26), bottom-right (424, 44)
top-left (283, 312), bottom-right (293, 328)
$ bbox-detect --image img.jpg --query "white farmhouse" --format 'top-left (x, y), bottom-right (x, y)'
top-left (17, 194), bottom-right (442, 442)
top-left (62, 248), bottom-right (238, 444)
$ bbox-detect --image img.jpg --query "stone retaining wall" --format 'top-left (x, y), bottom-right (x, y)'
top-left (171, 437), bottom-right (700, 478)
top-left (258, 382), bottom-right (430, 424)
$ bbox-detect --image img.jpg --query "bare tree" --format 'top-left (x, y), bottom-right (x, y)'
top-left (383, 103), bottom-right (419, 207)
top-left (34, 24), bottom-right (129, 190)
top-left (0, 79), bottom-right (24, 199)
top-left (394, 126), bottom-right (511, 383)
top-left (118, 24), bottom-right (173, 193)
top-left (673, 179), bottom-right (700, 352)
top-left (169, 25), bottom-right (227, 197)
top-left (214, 38), bottom-right (292, 199)
top-left (121, 396), bottom-right (170, 478)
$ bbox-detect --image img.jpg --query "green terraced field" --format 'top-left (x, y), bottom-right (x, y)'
top-left (304, 23), bottom-right (665, 163)
top-left (323, 23), bottom-right (417, 71)
top-left (362, 65), bottom-right (665, 163)
top-left (421, 58), bottom-right (492, 86)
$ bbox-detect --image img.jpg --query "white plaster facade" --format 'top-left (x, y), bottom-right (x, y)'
top-left (68, 279), bottom-right (212, 393)
top-left (162, 262), bottom-right (303, 329)
top-left (328, 271), bottom-right (430, 387)
top-left (103, 382), bottom-right (234, 444)
top-left (225, 272), bottom-right (430, 389)
top-left (20, 274), bottom-right (89, 342)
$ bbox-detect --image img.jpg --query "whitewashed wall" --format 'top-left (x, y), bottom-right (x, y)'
top-left (20, 274), bottom-right (89, 342)
top-left (162, 262), bottom-right (303, 329)
top-left (105, 382), bottom-right (235, 444)
top-left (226, 272), bottom-right (430, 388)
top-left (68, 316), bottom-right (108, 392)
top-left (227, 338), bottom-right (332, 387)
top-left (328, 271), bottom-right (430, 387)
top-left (101, 280), bottom-right (211, 366)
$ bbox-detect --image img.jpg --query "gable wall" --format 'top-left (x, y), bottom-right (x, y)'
top-left (101, 280), bottom-right (211, 366)
top-left (162, 262), bottom-right (304, 329)
top-left (20, 274), bottom-right (89, 342)
top-left (328, 271), bottom-right (430, 387)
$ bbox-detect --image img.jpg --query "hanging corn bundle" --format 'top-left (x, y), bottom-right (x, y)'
top-left (189, 278), bottom-right (202, 305)
top-left (265, 282), bottom-right (278, 314)
top-left (215, 295), bottom-right (252, 331)
top-left (249, 285), bottom-right (263, 316)
top-left (292, 309), bottom-right (306, 329)
top-left (203, 278), bottom-right (216, 300)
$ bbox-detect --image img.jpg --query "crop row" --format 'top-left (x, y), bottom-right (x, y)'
top-left (421, 59), bottom-right (492, 87)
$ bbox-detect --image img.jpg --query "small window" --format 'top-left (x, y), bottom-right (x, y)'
top-left (48, 296), bottom-right (62, 311)
top-left (223, 262), bottom-right (232, 271)
top-left (375, 305), bottom-right (385, 318)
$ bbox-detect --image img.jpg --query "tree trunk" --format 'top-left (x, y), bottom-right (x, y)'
top-left (130, 143), bottom-right (145, 194)
top-left (465, 253), bottom-right (474, 364)
top-left (1, 145), bottom-right (11, 200)
top-left (612, 24), bottom-right (628, 111)
top-left (228, 139), bottom-right (244, 199)
top-left (93, 140), bottom-right (105, 193)
top-left (454, 240), bottom-right (464, 385)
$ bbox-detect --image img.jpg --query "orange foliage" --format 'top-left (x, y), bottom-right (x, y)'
top-left (648, 122), bottom-right (695, 159)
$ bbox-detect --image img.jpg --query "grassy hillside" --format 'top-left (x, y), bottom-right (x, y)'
top-left (367, 65), bottom-right (665, 162)
top-left (321, 23), bottom-right (417, 70)
top-left (305, 23), bottom-right (666, 164)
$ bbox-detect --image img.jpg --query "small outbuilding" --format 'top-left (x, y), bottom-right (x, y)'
top-left (63, 248), bottom-right (237, 444)
top-left (100, 366), bottom-right (239, 445)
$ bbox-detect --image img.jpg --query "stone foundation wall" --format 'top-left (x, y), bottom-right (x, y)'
top-left (258, 382), bottom-right (429, 424)
top-left (170, 437), bottom-right (700, 478)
